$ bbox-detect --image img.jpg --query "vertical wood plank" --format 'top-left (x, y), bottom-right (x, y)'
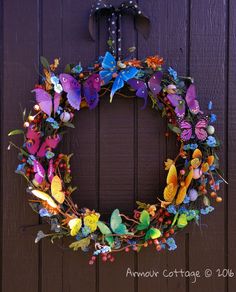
top-left (98, 2), bottom-right (136, 292)
top-left (189, 1), bottom-right (227, 291)
top-left (2, 1), bottom-right (39, 291)
top-left (137, 1), bottom-right (188, 291)
top-left (58, 1), bottom-right (98, 292)
top-left (228, 0), bottom-right (236, 290)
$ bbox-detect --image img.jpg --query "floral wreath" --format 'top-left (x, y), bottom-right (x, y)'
top-left (8, 48), bottom-right (226, 264)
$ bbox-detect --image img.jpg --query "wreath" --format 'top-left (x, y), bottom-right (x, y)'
top-left (8, 49), bottom-right (226, 264)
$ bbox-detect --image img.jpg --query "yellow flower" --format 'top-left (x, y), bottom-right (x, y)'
top-left (148, 205), bottom-right (156, 217)
top-left (164, 159), bottom-right (174, 170)
top-left (84, 213), bottom-right (100, 232)
top-left (68, 218), bottom-right (82, 236)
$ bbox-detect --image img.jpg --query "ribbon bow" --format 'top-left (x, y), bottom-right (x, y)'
top-left (89, 0), bottom-right (150, 59)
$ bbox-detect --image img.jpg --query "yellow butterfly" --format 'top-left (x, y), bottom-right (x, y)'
top-left (164, 164), bottom-right (193, 205)
top-left (43, 68), bottom-right (53, 91)
top-left (32, 175), bottom-right (65, 208)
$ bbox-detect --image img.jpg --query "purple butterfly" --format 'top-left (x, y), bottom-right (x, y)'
top-left (167, 84), bottom-right (202, 118)
top-left (128, 72), bottom-right (163, 109)
top-left (59, 73), bottom-right (101, 110)
top-left (32, 89), bottom-right (60, 117)
top-left (179, 119), bottom-right (208, 141)
top-left (33, 159), bottom-right (55, 185)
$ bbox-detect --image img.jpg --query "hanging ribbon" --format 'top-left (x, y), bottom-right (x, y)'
top-left (89, 0), bottom-right (150, 59)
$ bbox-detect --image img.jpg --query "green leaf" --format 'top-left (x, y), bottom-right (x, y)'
top-left (63, 122), bottom-right (75, 128)
top-left (40, 56), bottom-right (50, 69)
top-left (8, 129), bottom-right (24, 136)
top-left (64, 64), bottom-right (72, 73)
top-left (137, 210), bottom-right (150, 230)
top-left (177, 214), bottom-right (188, 228)
top-left (171, 212), bottom-right (179, 227)
top-left (145, 228), bottom-right (161, 241)
top-left (107, 38), bottom-right (113, 48)
top-left (168, 123), bottom-right (181, 134)
top-left (97, 221), bottom-right (114, 246)
top-left (69, 237), bottom-right (90, 251)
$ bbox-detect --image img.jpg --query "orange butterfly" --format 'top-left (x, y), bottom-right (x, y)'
top-left (163, 164), bottom-right (193, 205)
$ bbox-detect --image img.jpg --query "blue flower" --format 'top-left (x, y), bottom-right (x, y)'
top-left (168, 67), bottom-right (178, 80)
top-left (183, 196), bottom-right (191, 204)
top-left (210, 114), bottom-right (217, 123)
top-left (27, 155), bottom-right (36, 165)
top-left (183, 143), bottom-right (198, 151)
top-left (206, 136), bottom-right (217, 147)
top-left (179, 206), bottom-right (187, 214)
top-left (166, 238), bottom-right (177, 251)
top-left (167, 205), bottom-right (177, 214)
top-left (46, 117), bottom-right (59, 129)
top-left (81, 226), bottom-right (91, 237)
top-left (200, 206), bottom-right (214, 215)
top-left (208, 101), bottom-right (213, 110)
top-left (39, 208), bottom-right (52, 217)
top-left (15, 163), bottom-right (26, 174)
top-left (210, 165), bottom-right (216, 171)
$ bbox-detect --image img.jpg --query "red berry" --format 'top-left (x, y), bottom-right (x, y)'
top-left (159, 208), bottom-right (164, 214)
top-left (164, 211), bottom-right (170, 217)
top-left (102, 256), bottom-right (107, 262)
top-left (91, 256), bottom-right (96, 261)
top-left (156, 244), bottom-right (162, 251)
top-left (110, 257), bottom-right (115, 262)
top-left (170, 228), bottom-right (175, 235)
top-left (125, 247), bottom-right (130, 252)
top-left (59, 163), bottom-right (64, 168)
top-left (161, 238), bottom-right (166, 244)
top-left (133, 245), bottom-right (138, 251)
top-left (158, 217), bottom-right (163, 223)
top-left (165, 232), bottom-right (170, 238)
top-left (148, 240), bottom-right (153, 245)
top-left (167, 220), bottom-right (172, 225)
top-left (89, 260), bottom-right (94, 265)
top-left (153, 239), bottom-right (159, 245)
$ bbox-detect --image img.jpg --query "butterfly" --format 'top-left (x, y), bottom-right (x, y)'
top-left (59, 73), bottom-right (101, 110)
top-left (167, 84), bottom-right (202, 118)
top-left (127, 72), bottom-right (163, 109)
top-left (32, 175), bottom-right (65, 207)
top-left (33, 159), bottom-right (55, 185)
top-left (99, 52), bottom-right (138, 102)
top-left (164, 164), bottom-right (193, 205)
top-left (32, 89), bottom-right (61, 117)
top-left (25, 127), bottom-right (61, 158)
top-left (179, 119), bottom-right (208, 141)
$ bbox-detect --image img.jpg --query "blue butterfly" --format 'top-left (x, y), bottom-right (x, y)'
top-left (99, 52), bottom-right (138, 102)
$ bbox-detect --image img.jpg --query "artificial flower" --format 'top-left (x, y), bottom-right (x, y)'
top-left (210, 113), bottom-right (217, 123)
top-left (145, 55), bottom-right (164, 70)
top-left (168, 67), bottom-right (178, 80)
top-left (84, 213), bottom-right (100, 232)
top-left (124, 59), bottom-right (143, 68)
top-left (147, 205), bottom-right (156, 216)
top-left (166, 237), bottom-right (177, 251)
top-left (206, 136), bottom-right (217, 147)
top-left (68, 218), bottom-right (82, 236)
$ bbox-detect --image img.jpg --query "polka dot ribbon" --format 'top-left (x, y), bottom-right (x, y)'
top-left (89, 0), bottom-right (150, 59)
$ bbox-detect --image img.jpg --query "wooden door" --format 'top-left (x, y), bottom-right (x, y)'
top-left (1, 1), bottom-right (236, 291)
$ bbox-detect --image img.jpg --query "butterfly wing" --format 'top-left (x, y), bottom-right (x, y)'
top-left (32, 88), bottom-right (52, 116)
top-left (25, 127), bottom-right (41, 155)
top-left (195, 119), bottom-right (208, 141)
top-left (179, 120), bottom-right (192, 141)
top-left (185, 84), bottom-right (200, 114)
top-left (47, 159), bottom-right (55, 183)
top-left (164, 164), bottom-right (178, 202)
top-left (148, 72), bottom-right (162, 95)
top-left (99, 52), bottom-right (117, 84)
top-left (110, 67), bottom-right (138, 102)
top-left (53, 92), bottom-right (61, 114)
top-left (83, 74), bottom-right (101, 109)
top-left (51, 175), bottom-right (65, 204)
top-left (33, 160), bottom-right (45, 185)
top-left (67, 88), bottom-right (81, 110)
top-left (167, 94), bottom-right (186, 118)
top-left (128, 79), bottom-right (148, 109)
top-left (37, 135), bottom-right (61, 157)
top-left (31, 189), bottom-right (58, 208)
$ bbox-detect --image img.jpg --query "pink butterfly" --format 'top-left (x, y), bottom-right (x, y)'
top-left (26, 127), bottom-right (61, 157)
top-left (32, 89), bottom-right (60, 117)
top-left (33, 159), bottom-right (55, 185)
top-left (179, 119), bottom-right (208, 141)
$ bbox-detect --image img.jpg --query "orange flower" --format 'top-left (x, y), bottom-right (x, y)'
top-left (41, 201), bottom-right (59, 215)
top-left (145, 55), bottom-right (164, 70)
top-left (124, 59), bottom-right (143, 68)
top-left (147, 205), bottom-right (157, 216)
